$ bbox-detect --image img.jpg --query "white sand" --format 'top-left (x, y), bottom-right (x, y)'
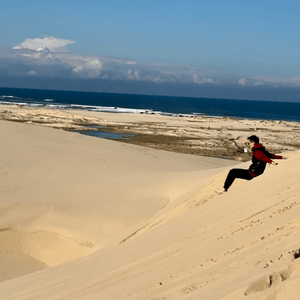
top-left (0, 110), bottom-right (300, 300)
top-left (0, 253), bottom-right (47, 282)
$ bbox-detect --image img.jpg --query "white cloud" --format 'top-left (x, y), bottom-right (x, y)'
top-left (205, 78), bottom-right (213, 83)
top-left (193, 75), bottom-right (213, 84)
top-left (253, 81), bottom-right (264, 86)
top-left (87, 59), bottom-right (102, 68)
top-left (134, 71), bottom-right (140, 80)
top-left (127, 69), bottom-right (134, 79)
top-left (13, 36), bottom-right (75, 52)
top-left (72, 66), bottom-right (84, 73)
top-left (152, 77), bottom-right (167, 83)
top-left (126, 70), bottom-right (140, 81)
top-left (238, 78), bottom-right (246, 86)
top-left (72, 58), bottom-right (103, 78)
top-left (37, 47), bottom-right (50, 52)
top-left (253, 76), bottom-right (300, 87)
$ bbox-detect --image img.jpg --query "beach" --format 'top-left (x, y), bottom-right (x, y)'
top-left (1, 104), bottom-right (300, 299)
top-left (1, 104), bottom-right (300, 160)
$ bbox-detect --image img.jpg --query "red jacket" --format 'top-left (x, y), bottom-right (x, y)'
top-left (252, 143), bottom-right (282, 163)
top-left (248, 143), bottom-right (282, 177)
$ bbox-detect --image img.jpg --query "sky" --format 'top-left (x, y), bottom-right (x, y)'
top-left (1, 0), bottom-right (300, 101)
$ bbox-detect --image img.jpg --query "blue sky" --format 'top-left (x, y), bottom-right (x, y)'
top-left (1, 0), bottom-right (300, 100)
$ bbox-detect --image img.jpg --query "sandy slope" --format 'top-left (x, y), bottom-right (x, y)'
top-left (1, 118), bottom-right (300, 300)
top-left (0, 120), bottom-right (235, 282)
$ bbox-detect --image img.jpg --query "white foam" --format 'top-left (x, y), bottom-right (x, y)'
top-left (71, 105), bottom-right (154, 115)
top-left (70, 104), bottom-right (101, 109)
top-left (0, 98), bottom-right (205, 119)
top-left (115, 107), bottom-right (153, 114)
top-left (0, 101), bottom-right (13, 105)
top-left (31, 104), bottom-right (44, 107)
top-left (0, 101), bottom-right (30, 106)
top-left (47, 104), bottom-right (68, 109)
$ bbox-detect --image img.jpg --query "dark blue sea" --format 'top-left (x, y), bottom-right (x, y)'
top-left (1, 87), bottom-right (300, 122)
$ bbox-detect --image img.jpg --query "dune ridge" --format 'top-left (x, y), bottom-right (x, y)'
top-left (0, 224), bottom-right (94, 267)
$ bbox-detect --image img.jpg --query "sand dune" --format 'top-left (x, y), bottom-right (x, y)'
top-left (0, 109), bottom-right (300, 299)
top-left (0, 252), bottom-right (47, 283)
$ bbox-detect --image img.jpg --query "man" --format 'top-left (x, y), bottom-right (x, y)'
top-left (221, 135), bottom-right (284, 192)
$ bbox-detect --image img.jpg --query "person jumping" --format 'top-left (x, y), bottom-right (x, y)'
top-left (221, 135), bottom-right (284, 192)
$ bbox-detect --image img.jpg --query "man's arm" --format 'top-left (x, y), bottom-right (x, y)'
top-left (271, 154), bottom-right (283, 159)
top-left (254, 150), bottom-right (273, 163)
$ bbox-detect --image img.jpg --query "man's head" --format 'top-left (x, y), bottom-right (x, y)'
top-left (247, 135), bottom-right (259, 144)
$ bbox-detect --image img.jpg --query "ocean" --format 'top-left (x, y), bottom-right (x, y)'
top-left (1, 87), bottom-right (300, 122)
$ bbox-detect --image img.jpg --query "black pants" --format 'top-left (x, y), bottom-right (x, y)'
top-left (224, 168), bottom-right (254, 190)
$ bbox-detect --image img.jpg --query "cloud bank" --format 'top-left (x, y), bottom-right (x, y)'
top-left (1, 36), bottom-right (300, 99)
top-left (13, 36), bottom-right (75, 52)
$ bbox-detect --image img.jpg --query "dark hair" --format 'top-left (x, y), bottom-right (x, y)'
top-left (247, 135), bottom-right (259, 144)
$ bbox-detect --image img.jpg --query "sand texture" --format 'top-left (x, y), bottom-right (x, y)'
top-left (1, 104), bottom-right (300, 299)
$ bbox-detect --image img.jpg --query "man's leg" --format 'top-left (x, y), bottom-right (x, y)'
top-left (224, 168), bottom-right (254, 191)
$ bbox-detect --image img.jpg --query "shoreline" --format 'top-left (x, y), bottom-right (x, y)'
top-left (1, 103), bottom-right (300, 161)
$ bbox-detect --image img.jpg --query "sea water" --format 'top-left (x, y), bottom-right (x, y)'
top-left (1, 87), bottom-right (300, 122)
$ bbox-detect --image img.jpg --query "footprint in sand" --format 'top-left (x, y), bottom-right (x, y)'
top-left (244, 258), bottom-right (300, 296)
top-left (0, 164), bottom-right (9, 171)
top-left (244, 273), bottom-right (285, 296)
